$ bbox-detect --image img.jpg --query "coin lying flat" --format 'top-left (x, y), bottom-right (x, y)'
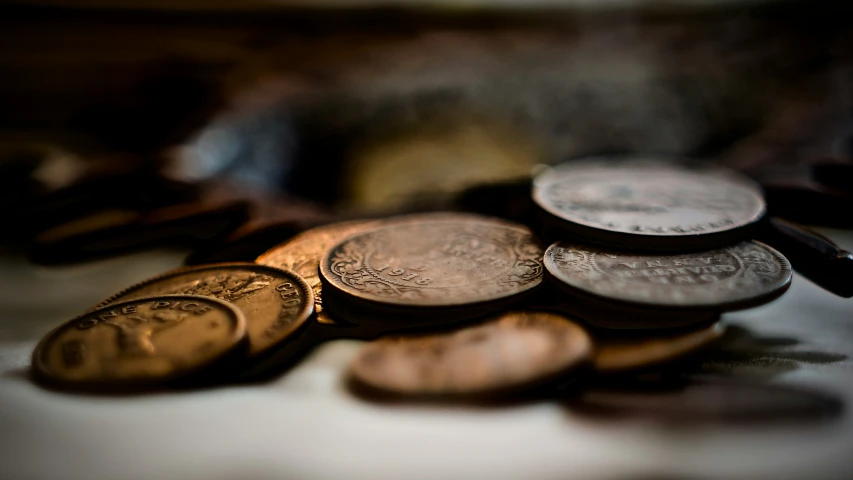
top-left (319, 215), bottom-right (544, 325)
top-left (32, 295), bottom-right (246, 390)
top-left (349, 311), bottom-right (592, 398)
top-left (97, 263), bottom-right (313, 357)
top-left (593, 321), bottom-right (725, 373)
top-left (533, 156), bottom-right (766, 250)
top-left (544, 240), bottom-right (792, 312)
top-left (257, 219), bottom-right (381, 325)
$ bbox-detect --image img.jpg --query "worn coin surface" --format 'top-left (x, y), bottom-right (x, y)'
top-left (593, 321), bottom-right (725, 373)
top-left (320, 217), bottom-right (543, 311)
top-left (32, 295), bottom-right (246, 389)
top-left (533, 157), bottom-right (766, 250)
top-left (545, 240), bottom-right (791, 311)
top-left (97, 263), bottom-right (313, 357)
top-left (257, 220), bottom-right (381, 325)
top-left (349, 311), bottom-right (592, 397)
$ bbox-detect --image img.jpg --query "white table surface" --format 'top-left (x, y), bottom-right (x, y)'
top-left (2, 230), bottom-right (852, 480)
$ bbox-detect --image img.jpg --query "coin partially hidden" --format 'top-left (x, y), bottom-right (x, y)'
top-left (544, 240), bottom-right (792, 313)
top-left (96, 263), bottom-right (314, 357)
top-left (593, 321), bottom-right (725, 373)
top-left (319, 215), bottom-right (544, 325)
top-left (32, 295), bottom-right (246, 390)
top-left (257, 219), bottom-right (381, 326)
top-left (349, 311), bottom-right (592, 398)
top-left (533, 156), bottom-right (766, 251)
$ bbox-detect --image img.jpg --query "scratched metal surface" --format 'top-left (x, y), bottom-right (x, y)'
top-left (0, 229), bottom-right (851, 480)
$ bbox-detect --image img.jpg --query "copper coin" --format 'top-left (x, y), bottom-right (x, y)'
top-left (544, 240), bottom-right (791, 311)
top-left (257, 219), bottom-right (381, 325)
top-left (97, 263), bottom-right (314, 357)
top-left (349, 311), bottom-right (592, 397)
top-left (32, 295), bottom-right (246, 390)
top-left (533, 156), bottom-right (766, 250)
top-left (593, 321), bottom-right (725, 373)
top-left (320, 215), bottom-right (543, 324)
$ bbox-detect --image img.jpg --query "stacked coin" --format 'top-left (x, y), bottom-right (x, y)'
top-left (30, 156), bottom-right (797, 397)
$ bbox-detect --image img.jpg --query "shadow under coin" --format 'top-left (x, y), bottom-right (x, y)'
top-left (681, 325), bottom-right (847, 380)
top-left (562, 375), bottom-right (843, 425)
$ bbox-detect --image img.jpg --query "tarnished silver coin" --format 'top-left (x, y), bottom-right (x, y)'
top-left (544, 240), bottom-right (791, 311)
top-left (533, 156), bottom-right (766, 250)
top-left (319, 214), bottom-right (544, 325)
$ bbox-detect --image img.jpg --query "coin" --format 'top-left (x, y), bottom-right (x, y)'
top-left (97, 263), bottom-right (314, 357)
top-left (32, 295), bottom-right (246, 390)
top-left (349, 311), bottom-right (592, 397)
top-left (544, 240), bottom-right (792, 312)
top-left (257, 219), bottom-right (381, 325)
top-left (319, 215), bottom-right (544, 325)
top-left (593, 321), bottom-right (725, 373)
top-left (532, 156), bottom-right (766, 250)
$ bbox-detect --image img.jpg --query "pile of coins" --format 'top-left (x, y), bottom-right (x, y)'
top-left (32, 156), bottom-right (798, 397)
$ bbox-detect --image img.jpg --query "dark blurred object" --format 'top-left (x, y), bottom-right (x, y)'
top-left (754, 162), bottom-right (853, 228)
top-left (757, 217), bottom-right (853, 298)
top-left (184, 197), bottom-right (334, 265)
top-left (455, 178), bottom-right (534, 227)
top-left (810, 157), bottom-right (853, 192)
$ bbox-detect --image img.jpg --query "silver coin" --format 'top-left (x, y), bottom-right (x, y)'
top-left (532, 156), bottom-right (766, 250)
top-left (544, 240), bottom-right (792, 311)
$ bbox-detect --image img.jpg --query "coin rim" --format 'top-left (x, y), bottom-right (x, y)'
top-left (32, 294), bottom-right (248, 389)
top-left (543, 240), bottom-right (792, 312)
top-left (92, 262), bottom-right (315, 356)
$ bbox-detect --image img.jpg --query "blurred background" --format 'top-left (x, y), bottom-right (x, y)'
top-left (1, 0), bottom-right (851, 218)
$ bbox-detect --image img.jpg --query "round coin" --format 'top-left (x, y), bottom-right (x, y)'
top-left (32, 295), bottom-right (246, 390)
top-left (349, 311), bottom-right (592, 397)
top-left (257, 219), bottom-right (381, 325)
top-left (532, 156), bottom-right (766, 251)
top-left (593, 320), bottom-right (725, 373)
top-left (544, 240), bottom-right (792, 312)
top-left (319, 215), bottom-right (544, 325)
top-left (96, 263), bottom-right (314, 357)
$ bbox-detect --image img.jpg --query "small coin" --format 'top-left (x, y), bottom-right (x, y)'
top-left (257, 219), bottom-right (381, 325)
top-left (97, 263), bottom-right (314, 357)
top-left (544, 240), bottom-right (792, 311)
top-left (532, 156), bottom-right (766, 250)
top-left (349, 311), bottom-right (592, 397)
top-left (32, 295), bottom-right (246, 390)
top-left (593, 321), bottom-right (725, 373)
top-left (320, 215), bottom-right (544, 324)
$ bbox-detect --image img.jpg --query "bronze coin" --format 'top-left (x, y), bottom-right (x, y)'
top-left (593, 321), bottom-right (725, 373)
top-left (532, 156), bottom-right (766, 250)
top-left (319, 215), bottom-right (543, 323)
top-left (544, 240), bottom-right (792, 312)
top-left (97, 263), bottom-right (314, 357)
top-left (257, 219), bottom-right (381, 326)
top-left (32, 295), bottom-right (246, 390)
top-left (349, 311), bottom-right (592, 397)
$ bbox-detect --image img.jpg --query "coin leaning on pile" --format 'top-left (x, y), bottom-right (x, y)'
top-left (31, 156), bottom-right (796, 398)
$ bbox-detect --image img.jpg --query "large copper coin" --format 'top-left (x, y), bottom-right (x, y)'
top-left (32, 295), bottom-right (246, 390)
top-left (257, 220), bottom-right (381, 325)
top-left (544, 240), bottom-right (791, 311)
top-left (349, 311), bottom-right (592, 397)
top-left (593, 321), bottom-right (725, 373)
top-left (319, 216), bottom-right (543, 324)
top-left (533, 157), bottom-right (766, 250)
top-left (97, 263), bottom-right (313, 357)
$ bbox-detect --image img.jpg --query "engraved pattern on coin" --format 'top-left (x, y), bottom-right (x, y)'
top-left (97, 264), bottom-right (314, 356)
top-left (33, 295), bottom-right (245, 387)
top-left (322, 220), bottom-right (543, 307)
top-left (349, 311), bottom-right (592, 396)
top-left (544, 241), bottom-right (791, 308)
top-left (533, 158), bottom-right (765, 237)
top-left (257, 220), bottom-right (380, 324)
